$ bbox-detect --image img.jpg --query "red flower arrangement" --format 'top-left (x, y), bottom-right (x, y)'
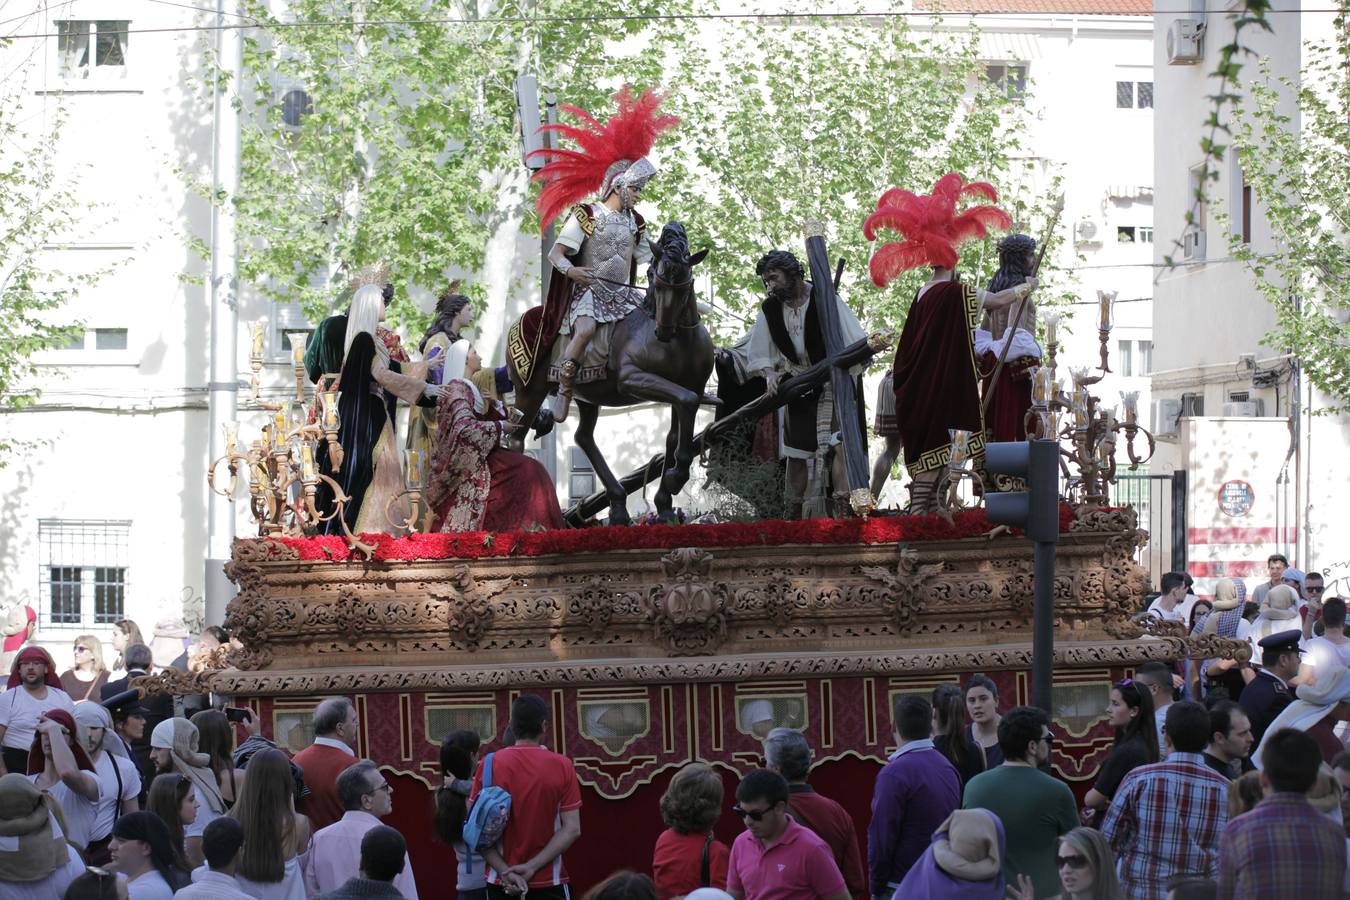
top-left (275, 505), bottom-right (1079, 563)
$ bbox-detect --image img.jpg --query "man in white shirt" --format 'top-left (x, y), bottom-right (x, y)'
top-left (73, 700), bottom-right (141, 865)
top-left (1303, 597), bottom-right (1350, 682)
top-left (1147, 573), bottom-right (1192, 624)
top-left (174, 817), bottom-right (256, 899)
top-left (304, 760), bottom-right (418, 898)
top-left (0, 646), bottom-right (75, 775)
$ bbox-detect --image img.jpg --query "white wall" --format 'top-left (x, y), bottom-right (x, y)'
top-left (1151, 0), bottom-right (1348, 577)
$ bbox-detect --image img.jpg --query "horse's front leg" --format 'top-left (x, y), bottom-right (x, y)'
top-left (573, 400), bottom-right (630, 525)
top-left (618, 370), bottom-right (701, 519)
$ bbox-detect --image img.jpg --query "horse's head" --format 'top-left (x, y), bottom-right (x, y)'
top-left (649, 222), bottom-right (709, 342)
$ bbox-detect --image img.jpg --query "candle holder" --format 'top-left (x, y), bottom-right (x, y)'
top-left (207, 420), bottom-right (376, 558)
top-left (935, 429), bottom-right (980, 516)
top-left (317, 376), bottom-right (344, 470)
top-left (288, 332), bottom-right (308, 403)
top-left (385, 449), bottom-right (431, 534)
top-left (249, 323), bottom-right (265, 403)
top-left (1012, 290), bottom-right (1154, 508)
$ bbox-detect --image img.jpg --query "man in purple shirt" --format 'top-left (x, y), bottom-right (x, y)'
top-left (1218, 728), bottom-right (1347, 899)
top-left (867, 695), bottom-right (961, 899)
top-left (727, 769), bottom-right (850, 900)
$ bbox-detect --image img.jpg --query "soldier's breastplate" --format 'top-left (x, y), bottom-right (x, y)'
top-left (581, 211), bottom-right (637, 289)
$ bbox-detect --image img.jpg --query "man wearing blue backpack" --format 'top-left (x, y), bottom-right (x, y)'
top-left (471, 694), bottom-right (583, 899)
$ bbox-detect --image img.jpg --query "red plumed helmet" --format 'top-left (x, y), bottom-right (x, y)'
top-left (528, 85), bottom-right (680, 229)
top-left (863, 173), bottom-right (1012, 288)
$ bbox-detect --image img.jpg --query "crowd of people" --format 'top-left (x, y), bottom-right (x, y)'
top-left (4, 554), bottom-right (1350, 899)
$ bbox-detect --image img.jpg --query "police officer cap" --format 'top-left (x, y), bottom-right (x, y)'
top-left (102, 688), bottom-right (150, 718)
top-left (1258, 629), bottom-right (1304, 656)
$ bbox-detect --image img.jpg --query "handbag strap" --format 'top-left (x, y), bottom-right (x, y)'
top-left (700, 832), bottom-right (714, 887)
top-left (483, 752), bottom-right (494, 790)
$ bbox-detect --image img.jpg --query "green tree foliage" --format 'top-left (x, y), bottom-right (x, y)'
top-left (229, 0), bottom-right (692, 328)
top-left (226, 4), bottom-right (1063, 340)
top-left (0, 51), bottom-right (98, 464)
top-left (1226, 17), bottom-right (1350, 408)
top-left (655, 15), bottom-right (1060, 338)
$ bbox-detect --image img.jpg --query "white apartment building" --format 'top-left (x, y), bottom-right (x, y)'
top-left (1151, 0), bottom-right (1347, 596)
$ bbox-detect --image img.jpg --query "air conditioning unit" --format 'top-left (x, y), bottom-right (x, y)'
top-left (1222, 400), bottom-right (1266, 417)
top-left (1152, 398), bottom-right (1182, 436)
top-left (1074, 218), bottom-right (1102, 245)
top-left (1167, 20), bottom-right (1204, 65)
top-left (1182, 229), bottom-right (1207, 260)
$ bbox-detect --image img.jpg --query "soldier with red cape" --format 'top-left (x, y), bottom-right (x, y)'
top-left (864, 174), bottom-right (1037, 513)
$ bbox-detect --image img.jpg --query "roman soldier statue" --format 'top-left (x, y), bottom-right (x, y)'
top-left (976, 233), bottom-right (1041, 442)
top-left (865, 174), bottom-right (1036, 514)
top-left (523, 86), bottom-right (678, 416)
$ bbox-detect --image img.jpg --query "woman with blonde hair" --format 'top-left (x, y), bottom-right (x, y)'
top-left (652, 763), bottom-right (730, 899)
top-left (60, 633), bottom-right (110, 701)
top-left (228, 746), bottom-right (310, 899)
top-left (1227, 770), bottom-right (1264, 818)
top-left (316, 283), bottom-right (440, 536)
top-left (1009, 826), bottom-right (1124, 900)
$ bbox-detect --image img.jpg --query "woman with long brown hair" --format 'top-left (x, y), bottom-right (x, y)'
top-left (1081, 680), bottom-right (1159, 825)
top-left (146, 772), bottom-right (197, 874)
top-left (110, 620), bottom-right (144, 673)
top-left (60, 633), bottom-right (110, 701)
top-left (189, 709), bottom-right (247, 809)
top-left (932, 682), bottom-right (985, 786)
top-left (229, 746), bottom-right (310, 899)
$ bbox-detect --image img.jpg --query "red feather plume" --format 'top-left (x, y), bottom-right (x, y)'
top-left (528, 86), bottom-right (679, 229)
top-left (863, 173), bottom-right (1012, 288)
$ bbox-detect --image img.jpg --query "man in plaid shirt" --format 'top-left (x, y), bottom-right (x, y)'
top-left (1103, 700), bottom-right (1230, 899)
top-left (1218, 728), bottom-right (1347, 899)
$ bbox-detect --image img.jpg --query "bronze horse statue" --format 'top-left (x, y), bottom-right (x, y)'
top-left (507, 222), bottom-right (713, 525)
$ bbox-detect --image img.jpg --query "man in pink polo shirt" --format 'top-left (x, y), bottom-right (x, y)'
top-left (727, 769), bottom-right (850, 900)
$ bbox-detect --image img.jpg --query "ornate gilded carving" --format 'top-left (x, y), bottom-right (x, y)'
top-left (647, 548), bottom-right (730, 656)
top-left (1070, 506), bottom-right (1139, 533)
top-left (432, 566), bottom-right (520, 649)
top-left (859, 550), bottom-right (944, 631)
top-left (568, 576), bottom-right (620, 636)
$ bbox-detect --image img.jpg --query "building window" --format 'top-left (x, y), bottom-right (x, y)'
top-left (568, 447), bottom-right (595, 506)
top-left (56, 328), bottom-right (129, 352)
top-left (269, 301), bottom-right (317, 362)
top-left (94, 328), bottom-right (128, 350)
top-left (1118, 340), bottom-right (1134, 377)
top-left (1116, 81), bottom-right (1153, 109)
top-left (1138, 226), bottom-right (1154, 244)
top-left (57, 21), bottom-right (129, 80)
top-left (1138, 340), bottom-right (1153, 375)
top-left (1117, 226), bottom-right (1136, 243)
top-left (38, 520), bottom-right (130, 629)
top-left (986, 64), bottom-right (1027, 104)
top-left (1241, 180), bottom-right (1253, 244)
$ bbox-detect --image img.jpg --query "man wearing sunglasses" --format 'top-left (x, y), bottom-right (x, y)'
top-left (726, 769), bottom-right (850, 900)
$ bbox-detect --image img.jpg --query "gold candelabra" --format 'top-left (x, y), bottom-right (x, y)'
top-left (1022, 291), bottom-right (1154, 508)
top-left (208, 320), bottom-right (413, 559)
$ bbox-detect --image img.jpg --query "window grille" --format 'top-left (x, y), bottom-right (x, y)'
top-left (38, 520), bottom-right (130, 629)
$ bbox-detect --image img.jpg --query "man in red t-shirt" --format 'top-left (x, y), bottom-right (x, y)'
top-left (473, 694), bottom-right (582, 900)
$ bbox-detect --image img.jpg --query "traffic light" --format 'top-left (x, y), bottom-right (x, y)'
top-left (984, 438), bottom-right (1062, 714)
top-left (984, 439), bottom-right (1061, 544)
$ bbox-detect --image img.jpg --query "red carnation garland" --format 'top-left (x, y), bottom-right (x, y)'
top-left (273, 506), bottom-right (1083, 563)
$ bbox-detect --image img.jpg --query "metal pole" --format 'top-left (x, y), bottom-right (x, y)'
top-left (538, 93), bottom-right (558, 481)
top-left (1171, 469), bottom-right (1188, 576)
top-left (1032, 537), bottom-right (1056, 713)
top-left (204, 0), bottom-right (244, 626)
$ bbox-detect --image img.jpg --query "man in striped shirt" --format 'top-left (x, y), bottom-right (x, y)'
top-left (1102, 701), bottom-right (1230, 900)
